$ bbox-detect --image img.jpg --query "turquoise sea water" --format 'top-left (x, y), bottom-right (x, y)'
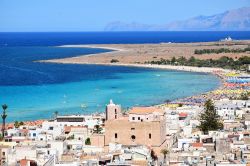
top-left (0, 68), bottom-right (220, 122)
top-left (0, 32), bottom-right (235, 122)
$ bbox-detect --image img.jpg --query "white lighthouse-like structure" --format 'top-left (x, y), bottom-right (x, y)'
top-left (105, 99), bottom-right (121, 121)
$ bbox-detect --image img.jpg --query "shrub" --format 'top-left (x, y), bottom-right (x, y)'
top-left (110, 59), bottom-right (119, 63)
top-left (85, 137), bottom-right (91, 145)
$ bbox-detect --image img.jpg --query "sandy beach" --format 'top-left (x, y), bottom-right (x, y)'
top-left (37, 41), bottom-right (250, 107)
top-left (5, 42), bottom-right (250, 126)
top-left (39, 40), bottom-right (250, 66)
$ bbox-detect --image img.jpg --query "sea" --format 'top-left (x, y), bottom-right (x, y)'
top-left (0, 31), bottom-right (249, 122)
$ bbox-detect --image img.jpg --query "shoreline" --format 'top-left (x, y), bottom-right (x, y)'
top-left (18, 43), bottom-right (249, 123)
top-left (38, 42), bottom-right (246, 74)
top-left (40, 44), bottom-right (235, 73)
top-left (58, 44), bottom-right (125, 52)
top-left (38, 43), bottom-right (238, 97)
top-left (38, 41), bottom-right (250, 65)
top-left (41, 61), bottom-right (232, 73)
top-left (4, 65), bottom-right (224, 125)
top-left (37, 45), bottom-right (231, 104)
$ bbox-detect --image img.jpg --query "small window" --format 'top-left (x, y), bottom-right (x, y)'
top-left (115, 115), bottom-right (117, 119)
top-left (2, 152), bottom-right (5, 156)
top-left (115, 133), bottom-right (117, 139)
top-left (131, 135), bottom-right (136, 140)
top-left (115, 109), bottom-right (117, 114)
top-left (131, 128), bottom-right (135, 130)
top-left (138, 117), bottom-right (140, 120)
top-left (149, 133), bottom-right (151, 139)
top-left (132, 117), bottom-right (135, 120)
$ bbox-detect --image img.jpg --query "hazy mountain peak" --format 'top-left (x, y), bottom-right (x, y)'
top-left (104, 7), bottom-right (250, 31)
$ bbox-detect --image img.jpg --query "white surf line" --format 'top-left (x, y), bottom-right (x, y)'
top-left (57, 44), bottom-right (126, 52)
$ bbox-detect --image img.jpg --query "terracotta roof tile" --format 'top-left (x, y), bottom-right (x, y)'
top-left (179, 112), bottom-right (188, 117)
top-left (64, 126), bottom-right (71, 133)
top-left (192, 143), bottom-right (203, 147)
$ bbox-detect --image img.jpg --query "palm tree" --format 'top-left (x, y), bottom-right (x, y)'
top-left (14, 121), bottom-right (24, 128)
top-left (150, 149), bottom-right (158, 165)
top-left (1, 104), bottom-right (8, 137)
top-left (14, 121), bottom-right (19, 128)
top-left (161, 149), bottom-right (169, 166)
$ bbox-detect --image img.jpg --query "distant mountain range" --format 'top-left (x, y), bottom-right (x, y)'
top-left (104, 7), bottom-right (250, 31)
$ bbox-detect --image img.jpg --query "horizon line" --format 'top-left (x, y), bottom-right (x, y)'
top-left (1, 30), bottom-right (250, 33)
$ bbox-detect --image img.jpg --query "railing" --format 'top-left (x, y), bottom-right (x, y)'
top-left (43, 155), bottom-right (55, 166)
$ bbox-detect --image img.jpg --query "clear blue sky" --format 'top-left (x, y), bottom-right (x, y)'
top-left (0, 0), bottom-right (249, 32)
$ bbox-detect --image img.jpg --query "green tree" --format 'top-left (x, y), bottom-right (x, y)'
top-left (188, 56), bottom-right (196, 63)
top-left (238, 56), bottom-right (250, 65)
top-left (239, 93), bottom-right (249, 100)
top-left (93, 124), bottom-right (103, 134)
top-left (1, 104), bottom-right (8, 137)
top-left (85, 137), bottom-right (91, 145)
top-left (171, 57), bottom-right (176, 64)
top-left (110, 59), bottom-right (119, 63)
top-left (198, 100), bottom-right (223, 134)
top-left (178, 103), bottom-right (183, 107)
top-left (177, 56), bottom-right (187, 65)
top-left (161, 149), bottom-right (169, 166)
top-left (67, 134), bottom-right (74, 140)
top-left (14, 121), bottom-right (19, 128)
top-left (14, 121), bottom-right (24, 128)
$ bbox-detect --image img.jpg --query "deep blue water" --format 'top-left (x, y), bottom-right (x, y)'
top-left (0, 32), bottom-right (247, 122)
top-left (1, 31), bottom-right (250, 46)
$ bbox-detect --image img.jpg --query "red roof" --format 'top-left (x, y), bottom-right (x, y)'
top-left (179, 112), bottom-right (188, 117)
top-left (64, 126), bottom-right (71, 133)
top-left (20, 159), bottom-right (36, 166)
top-left (192, 143), bottom-right (203, 148)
